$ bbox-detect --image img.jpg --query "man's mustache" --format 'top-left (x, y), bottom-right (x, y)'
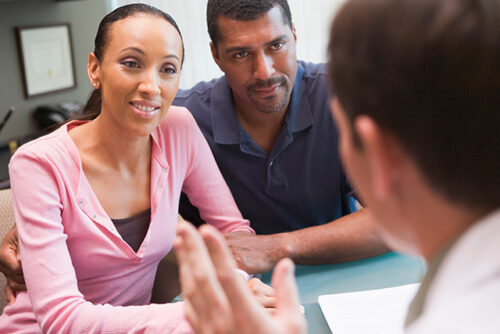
top-left (248, 76), bottom-right (287, 91)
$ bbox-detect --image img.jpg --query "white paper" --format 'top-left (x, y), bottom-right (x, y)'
top-left (318, 283), bottom-right (420, 334)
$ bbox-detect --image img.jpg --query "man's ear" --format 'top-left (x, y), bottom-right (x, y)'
top-left (355, 116), bottom-right (403, 201)
top-left (210, 42), bottom-right (223, 71)
top-left (291, 25), bottom-right (297, 42)
top-left (87, 52), bottom-right (101, 88)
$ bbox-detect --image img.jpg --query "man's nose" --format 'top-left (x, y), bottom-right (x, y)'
top-left (253, 52), bottom-right (275, 81)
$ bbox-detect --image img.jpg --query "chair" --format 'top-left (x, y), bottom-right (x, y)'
top-left (0, 188), bottom-right (15, 313)
top-left (151, 250), bottom-right (181, 303)
top-left (0, 187), bottom-right (181, 313)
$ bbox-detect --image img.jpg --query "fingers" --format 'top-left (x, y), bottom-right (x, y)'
top-left (199, 225), bottom-right (264, 317)
top-left (175, 221), bottom-right (232, 333)
top-left (7, 278), bottom-right (26, 294)
top-left (247, 278), bottom-right (274, 297)
top-left (0, 229), bottom-right (23, 279)
top-left (271, 259), bottom-right (301, 313)
top-left (253, 295), bottom-right (276, 308)
top-left (271, 258), bottom-right (307, 332)
top-left (247, 278), bottom-right (276, 308)
top-left (5, 284), bottom-right (16, 304)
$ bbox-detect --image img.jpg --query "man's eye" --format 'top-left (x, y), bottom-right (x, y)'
top-left (234, 51), bottom-right (248, 59)
top-left (122, 61), bottom-right (140, 68)
top-left (271, 42), bottom-right (285, 50)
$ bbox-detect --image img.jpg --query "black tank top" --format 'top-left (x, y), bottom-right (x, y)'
top-left (111, 209), bottom-right (151, 252)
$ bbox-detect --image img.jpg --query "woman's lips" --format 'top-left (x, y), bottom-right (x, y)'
top-left (129, 102), bottom-right (160, 119)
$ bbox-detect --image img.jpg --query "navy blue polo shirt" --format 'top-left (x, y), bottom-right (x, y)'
top-left (174, 61), bottom-right (355, 235)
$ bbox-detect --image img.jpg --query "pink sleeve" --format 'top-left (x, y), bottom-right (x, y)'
top-left (9, 151), bottom-right (191, 334)
top-left (181, 111), bottom-right (254, 234)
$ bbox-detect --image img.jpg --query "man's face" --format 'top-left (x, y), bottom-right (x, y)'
top-left (211, 5), bottom-right (298, 114)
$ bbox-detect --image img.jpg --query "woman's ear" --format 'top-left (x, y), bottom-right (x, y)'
top-left (354, 116), bottom-right (404, 201)
top-left (87, 52), bottom-right (101, 89)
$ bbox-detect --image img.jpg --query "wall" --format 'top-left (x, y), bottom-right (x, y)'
top-left (0, 0), bottom-right (111, 144)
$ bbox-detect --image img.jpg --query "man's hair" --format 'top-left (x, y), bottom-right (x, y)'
top-left (207, 0), bottom-right (292, 47)
top-left (329, 0), bottom-right (500, 212)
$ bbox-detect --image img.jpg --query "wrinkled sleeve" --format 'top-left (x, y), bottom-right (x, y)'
top-left (181, 111), bottom-right (254, 234)
top-left (9, 151), bottom-right (192, 334)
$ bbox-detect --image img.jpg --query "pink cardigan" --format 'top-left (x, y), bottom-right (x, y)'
top-left (0, 107), bottom-right (253, 333)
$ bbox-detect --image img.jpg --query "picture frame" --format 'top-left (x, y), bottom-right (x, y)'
top-left (16, 23), bottom-right (77, 99)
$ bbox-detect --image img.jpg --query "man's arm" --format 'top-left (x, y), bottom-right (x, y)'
top-left (225, 208), bottom-right (390, 274)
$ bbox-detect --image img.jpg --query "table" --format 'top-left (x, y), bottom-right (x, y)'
top-left (262, 252), bottom-right (425, 333)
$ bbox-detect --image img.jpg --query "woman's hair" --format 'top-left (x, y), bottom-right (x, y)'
top-left (77, 4), bottom-right (185, 121)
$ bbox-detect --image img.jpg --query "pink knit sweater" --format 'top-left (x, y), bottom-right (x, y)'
top-left (0, 106), bottom-right (253, 333)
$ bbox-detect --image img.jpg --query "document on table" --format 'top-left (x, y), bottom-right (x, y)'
top-left (318, 283), bottom-right (420, 334)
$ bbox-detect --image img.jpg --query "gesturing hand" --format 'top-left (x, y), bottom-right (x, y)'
top-left (175, 222), bottom-right (306, 334)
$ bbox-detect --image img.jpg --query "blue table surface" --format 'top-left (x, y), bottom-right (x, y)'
top-left (261, 252), bottom-right (426, 333)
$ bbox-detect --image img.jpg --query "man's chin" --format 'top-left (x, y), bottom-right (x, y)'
top-left (250, 97), bottom-right (289, 114)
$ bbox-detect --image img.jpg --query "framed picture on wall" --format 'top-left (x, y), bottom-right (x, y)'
top-left (16, 23), bottom-right (77, 99)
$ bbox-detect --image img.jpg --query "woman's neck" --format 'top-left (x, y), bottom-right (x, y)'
top-left (69, 115), bottom-right (152, 175)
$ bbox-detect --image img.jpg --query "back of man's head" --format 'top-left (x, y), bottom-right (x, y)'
top-left (329, 0), bottom-right (500, 213)
top-left (207, 0), bottom-right (292, 47)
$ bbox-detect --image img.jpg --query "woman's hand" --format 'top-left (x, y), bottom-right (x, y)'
top-left (247, 278), bottom-right (276, 311)
top-left (0, 226), bottom-right (26, 303)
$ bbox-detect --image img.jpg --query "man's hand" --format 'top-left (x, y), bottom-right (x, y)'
top-left (0, 226), bottom-right (25, 303)
top-left (175, 222), bottom-right (306, 334)
top-left (224, 231), bottom-right (287, 274)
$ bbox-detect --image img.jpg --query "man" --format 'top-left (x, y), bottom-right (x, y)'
top-left (174, 0), bottom-right (500, 332)
top-left (175, 0), bottom-right (386, 273)
top-left (0, 0), bottom-right (387, 295)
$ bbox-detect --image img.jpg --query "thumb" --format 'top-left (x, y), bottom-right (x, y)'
top-left (271, 258), bottom-right (303, 319)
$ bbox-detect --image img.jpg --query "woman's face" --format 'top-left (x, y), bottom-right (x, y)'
top-left (89, 14), bottom-right (183, 137)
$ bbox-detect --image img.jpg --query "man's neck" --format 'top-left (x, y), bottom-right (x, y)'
top-left (233, 100), bottom-right (288, 154)
top-left (407, 186), bottom-right (487, 263)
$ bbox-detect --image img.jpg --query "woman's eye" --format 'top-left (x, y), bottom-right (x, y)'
top-left (161, 66), bottom-right (177, 75)
top-left (122, 60), bottom-right (140, 68)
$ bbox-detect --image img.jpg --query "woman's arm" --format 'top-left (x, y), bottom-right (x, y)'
top-left (181, 110), bottom-right (254, 234)
top-left (9, 150), bottom-right (190, 334)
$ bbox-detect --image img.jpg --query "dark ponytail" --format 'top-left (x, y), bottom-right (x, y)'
top-left (75, 89), bottom-right (102, 121)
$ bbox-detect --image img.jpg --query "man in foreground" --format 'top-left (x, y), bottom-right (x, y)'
top-left (174, 0), bottom-right (500, 332)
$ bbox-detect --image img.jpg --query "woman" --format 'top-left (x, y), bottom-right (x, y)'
top-left (0, 4), bottom-right (256, 333)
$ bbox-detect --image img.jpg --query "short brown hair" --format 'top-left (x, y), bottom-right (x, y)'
top-left (329, 0), bottom-right (500, 211)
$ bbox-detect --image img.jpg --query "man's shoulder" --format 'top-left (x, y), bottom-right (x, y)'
top-left (297, 60), bottom-right (329, 96)
top-left (298, 60), bottom-right (328, 78)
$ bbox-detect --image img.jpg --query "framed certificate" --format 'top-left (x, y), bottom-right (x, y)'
top-left (16, 23), bottom-right (77, 98)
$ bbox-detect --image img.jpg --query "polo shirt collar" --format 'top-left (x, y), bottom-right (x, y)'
top-left (285, 62), bottom-right (313, 133)
top-left (211, 78), bottom-right (241, 145)
top-left (210, 61), bottom-right (313, 145)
